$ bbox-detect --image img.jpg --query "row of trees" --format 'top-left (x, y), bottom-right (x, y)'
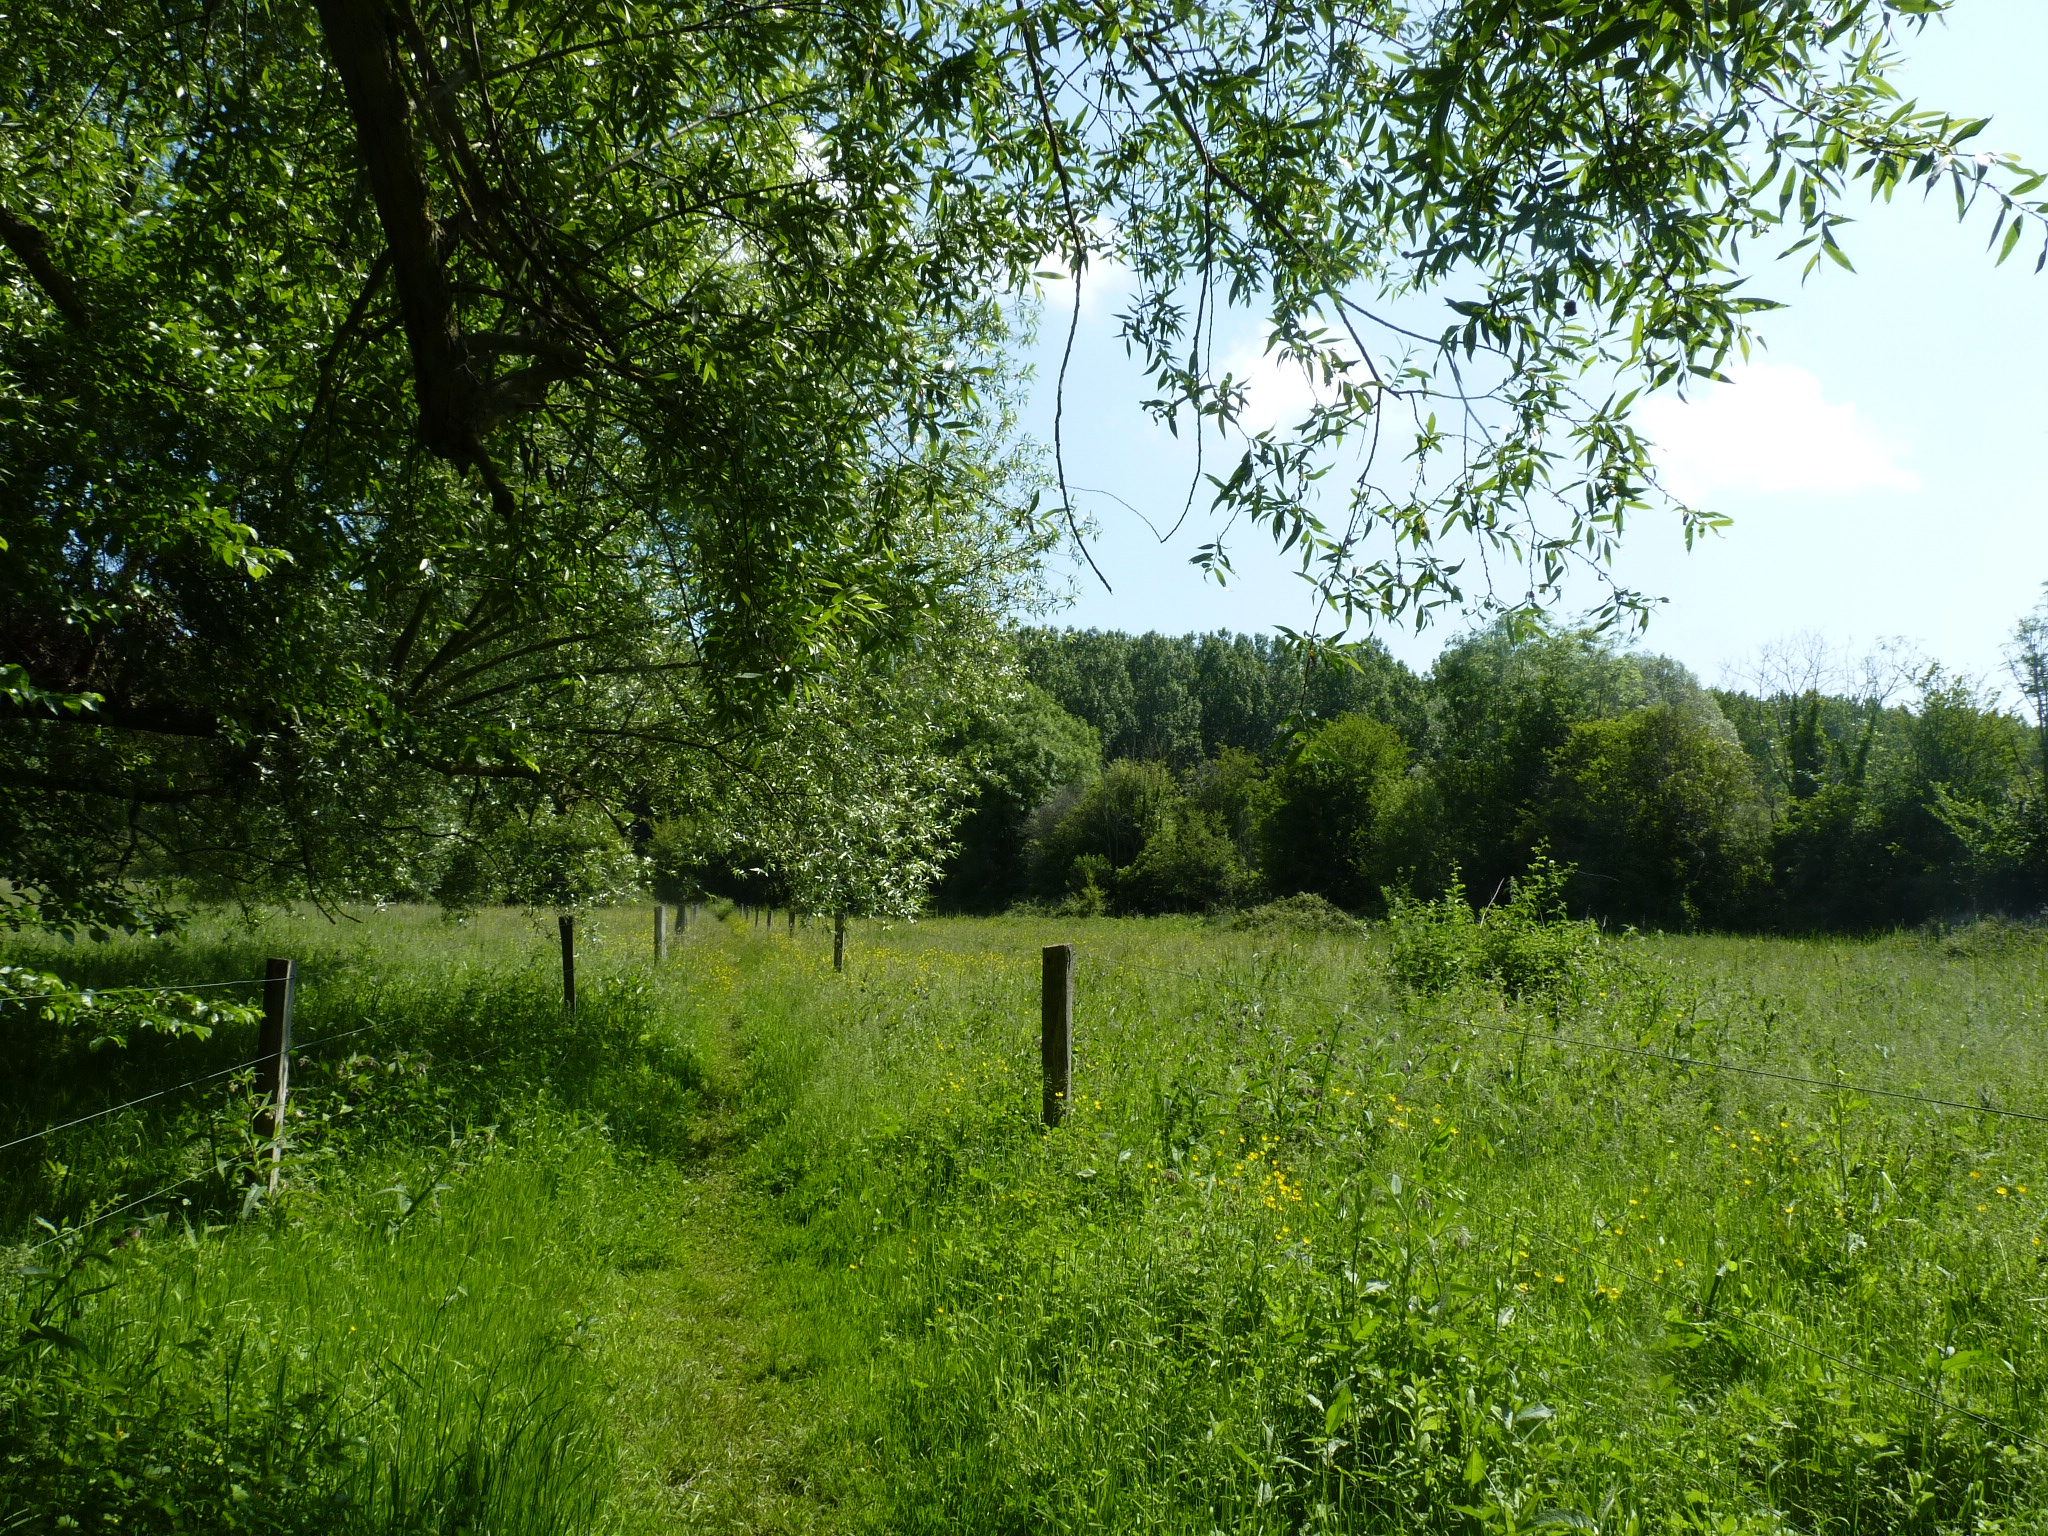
top-left (938, 617), bottom-right (2048, 932)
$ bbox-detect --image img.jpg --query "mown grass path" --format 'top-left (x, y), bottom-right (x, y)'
top-left (603, 1164), bottom-right (850, 1533)
top-left (596, 990), bottom-right (863, 1536)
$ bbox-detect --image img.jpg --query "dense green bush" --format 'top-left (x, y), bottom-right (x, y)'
top-left (1262, 714), bottom-right (1435, 915)
top-left (1388, 855), bottom-right (1609, 999)
top-left (1028, 760), bottom-right (1252, 914)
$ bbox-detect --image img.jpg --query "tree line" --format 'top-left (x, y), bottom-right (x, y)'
top-left (935, 617), bottom-right (2048, 932)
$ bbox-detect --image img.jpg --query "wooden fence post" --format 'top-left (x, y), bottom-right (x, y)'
top-left (787, 908), bottom-right (795, 937)
top-left (654, 903), bottom-right (669, 963)
top-left (559, 913), bottom-right (577, 1014)
top-left (257, 957), bottom-right (296, 1193)
top-left (833, 912), bottom-right (846, 973)
top-left (1042, 943), bottom-right (1073, 1127)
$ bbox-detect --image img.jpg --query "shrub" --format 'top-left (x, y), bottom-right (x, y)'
top-left (1388, 853), bottom-right (1608, 999)
top-left (1231, 893), bottom-right (1362, 935)
top-left (1030, 761), bottom-right (1251, 914)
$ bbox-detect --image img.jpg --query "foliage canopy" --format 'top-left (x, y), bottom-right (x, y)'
top-left (2, 0), bottom-right (2034, 924)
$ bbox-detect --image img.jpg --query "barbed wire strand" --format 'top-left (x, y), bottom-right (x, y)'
top-left (0, 1051), bottom-right (275, 1154)
top-left (0, 977), bottom-right (272, 1006)
top-left (1520, 1227), bottom-right (2048, 1456)
top-left (25, 1167), bottom-right (217, 1253)
top-left (1447, 1017), bottom-right (2048, 1127)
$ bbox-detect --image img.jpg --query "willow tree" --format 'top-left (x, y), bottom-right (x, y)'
top-left (1, 0), bottom-right (2035, 926)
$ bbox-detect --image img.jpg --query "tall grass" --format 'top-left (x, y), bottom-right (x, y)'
top-left (1, 906), bottom-right (706, 1534)
top-left (5, 907), bottom-right (2046, 1533)
top-left (717, 915), bottom-right (2048, 1534)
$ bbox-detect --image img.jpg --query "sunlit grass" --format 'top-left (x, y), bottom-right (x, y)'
top-left (5, 906), bottom-right (2047, 1533)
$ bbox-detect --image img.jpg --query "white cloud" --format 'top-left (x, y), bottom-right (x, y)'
top-left (1218, 343), bottom-right (1342, 435)
top-left (1031, 231), bottom-right (1134, 321)
top-left (1637, 362), bottom-right (1919, 501)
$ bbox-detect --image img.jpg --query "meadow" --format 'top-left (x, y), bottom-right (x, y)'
top-left (3, 905), bottom-right (2045, 1534)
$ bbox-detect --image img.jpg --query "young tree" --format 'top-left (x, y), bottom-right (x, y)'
top-left (1545, 703), bottom-right (1767, 928)
top-left (937, 684), bottom-right (1101, 912)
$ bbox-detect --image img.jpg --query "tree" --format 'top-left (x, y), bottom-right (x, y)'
top-left (936, 684), bottom-right (1101, 912)
top-left (1027, 759), bottom-right (1247, 913)
top-left (1427, 625), bottom-right (1652, 898)
top-left (1261, 714), bottom-right (1423, 914)
top-left (1545, 703), bottom-right (1767, 928)
top-left (4, 0), bottom-right (2037, 925)
top-left (1876, 668), bottom-right (2029, 918)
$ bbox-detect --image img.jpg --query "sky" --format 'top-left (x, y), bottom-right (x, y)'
top-left (1009, 0), bottom-right (2048, 701)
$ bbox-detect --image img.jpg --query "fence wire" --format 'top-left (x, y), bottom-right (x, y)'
top-left (0, 976), bottom-right (271, 1006)
top-left (0, 1051), bottom-right (273, 1154)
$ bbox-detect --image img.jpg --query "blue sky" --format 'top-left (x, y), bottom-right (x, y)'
top-left (1011, 1), bottom-right (2048, 701)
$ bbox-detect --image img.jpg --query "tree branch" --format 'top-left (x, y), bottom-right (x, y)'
top-left (311, 0), bottom-right (513, 510)
top-left (0, 206), bottom-right (90, 327)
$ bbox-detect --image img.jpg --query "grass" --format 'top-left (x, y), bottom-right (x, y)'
top-left (4, 906), bottom-right (2046, 1533)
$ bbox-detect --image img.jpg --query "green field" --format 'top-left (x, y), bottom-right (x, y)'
top-left (4, 908), bottom-right (2046, 1534)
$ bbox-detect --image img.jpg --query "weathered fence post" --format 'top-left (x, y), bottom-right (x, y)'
top-left (559, 913), bottom-right (577, 1014)
top-left (257, 957), bottom-right (296, 1193)
top-left (654, 902), bottom-right (669, 963)
top-left (1042, 943), bottom-right (1073, 1127)
top-left (787, 908), bottom-right (795, 937)
top-left (833, 912), bottom-right (846, 973)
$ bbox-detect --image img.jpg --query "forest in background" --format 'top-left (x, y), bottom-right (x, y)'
top-left (927, 612), bottom-right (2048, 933)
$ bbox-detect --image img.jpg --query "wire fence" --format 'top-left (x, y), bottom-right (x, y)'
top-left (12, 983), bottom-right (569, 1255)
top-left (0, 1052), bottom-right (275, 1154)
